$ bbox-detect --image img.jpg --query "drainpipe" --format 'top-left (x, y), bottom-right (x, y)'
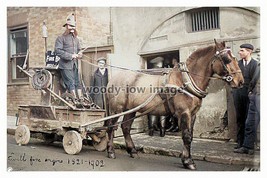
top-left (42, 21), bottom-right (48, 59)
top-left (108, 7), bottom-right (113, 45)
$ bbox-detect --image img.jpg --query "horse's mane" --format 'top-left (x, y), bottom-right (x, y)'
top-left (189, 45), bottom-right (215, 60)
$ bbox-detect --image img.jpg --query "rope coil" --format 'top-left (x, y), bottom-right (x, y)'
top-left (31, 69), bottom-right (52, 90)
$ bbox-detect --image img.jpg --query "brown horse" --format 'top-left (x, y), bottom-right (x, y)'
top-left (105, 40), bottom-right (244, 170)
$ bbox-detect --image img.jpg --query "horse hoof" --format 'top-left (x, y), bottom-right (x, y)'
top-left (130, 152), bottom-right (138, 158)
top-left (160, 130), bottom-right (165, 137)
top-left (182, 158), bottom-right (196, 170)
top-left (127, 148), bottom-right (138, 158)
top-left (108, 152), bottom-right (116, 159)
top-left (187, 164), bottom-right (196, 170)
top-left (148, 130), bottom-right (154, 136)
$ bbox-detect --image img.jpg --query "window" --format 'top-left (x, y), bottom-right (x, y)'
top-left (188, 7), bottom-right (219, 32)
top-left (9, 27), bottom-right (28, 82)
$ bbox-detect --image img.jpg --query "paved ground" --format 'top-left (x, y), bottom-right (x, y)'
top-left (7, 115), bottom-right (260, 168)
top-left (7, 134), bottom-right (248, 171)
top-left (113, 132), bottom-right (260, 167)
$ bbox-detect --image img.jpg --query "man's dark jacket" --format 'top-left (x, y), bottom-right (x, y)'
top-left (91, 68), bottom-right (108, 109)
top-left (55, 33), bottom-right (81, 69)
top-left (238, 58), bottom-right (258, 88)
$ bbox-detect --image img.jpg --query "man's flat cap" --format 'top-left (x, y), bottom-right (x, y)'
top-left (97, 57), bottom-right (107, 63)
top-left (240, 43), bottom-right (254, 50)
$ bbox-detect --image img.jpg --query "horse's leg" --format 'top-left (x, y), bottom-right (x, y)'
top-left (159, 116), bottom-right (166, 137)
top-left (105, 117), bottom-right (119, 159)
top-left (121, 112), bottom-right (137, 158)
top-left (180, 113), bottom-right (197, 170)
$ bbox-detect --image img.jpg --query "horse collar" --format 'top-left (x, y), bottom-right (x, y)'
top-left (179, 62), bottom-right (208, 98)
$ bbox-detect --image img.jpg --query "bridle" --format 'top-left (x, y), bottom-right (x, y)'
top-left (211, 48), bottom-right (242, 83)
top-left (176, 48), bottom-right (242, 98)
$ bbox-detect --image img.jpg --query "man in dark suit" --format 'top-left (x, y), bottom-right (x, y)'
top-left (91, 57), bottom-right (109, 109)
top-left (232, 43), bottom-right (258, 149)
top-left (234, 62), bottom-right (260, 154)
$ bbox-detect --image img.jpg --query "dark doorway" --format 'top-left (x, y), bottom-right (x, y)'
top-left (143, 50), bottom-right (180, 136)
top-left (146, 50), bottom-right (179, 69)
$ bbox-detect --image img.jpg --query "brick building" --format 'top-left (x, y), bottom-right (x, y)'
top-left (7, 7), bottom-right (112, 115)
top-left (7, 7), bottom-right (260, 139)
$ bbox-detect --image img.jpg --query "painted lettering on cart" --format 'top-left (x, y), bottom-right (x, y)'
top-left (8, 152), bottom-right (105, 169)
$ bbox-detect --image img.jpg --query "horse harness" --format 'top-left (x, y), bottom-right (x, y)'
top-left (157, 48), bottom-right (242, 107)
top-left (177, 62), bottom-right (208, 98)
top-left (211, 48), bottom-right (242, 82)
top-left (157, 65), bottom-right (206, 104)
top-left (157, 70), bottom-right (194, 114)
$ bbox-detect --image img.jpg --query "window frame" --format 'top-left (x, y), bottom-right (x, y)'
top-left (186, 7), bottom-right (220, 33)
top-left (8, 25), bottom-right (29, 83)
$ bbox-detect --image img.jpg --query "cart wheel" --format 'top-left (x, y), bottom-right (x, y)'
top-left (63, 130), bottom-right (82, 155)
top-left (93, 134), bottom-right (108, 152)
top-left (15, 125), bottom-right (30, 146)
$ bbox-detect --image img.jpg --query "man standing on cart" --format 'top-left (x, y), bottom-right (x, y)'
top-left (55, 13), bottom-right (84, 107)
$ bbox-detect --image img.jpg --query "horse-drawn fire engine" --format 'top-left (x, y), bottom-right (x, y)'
top-left (15, 53), bottom-right (108, 155)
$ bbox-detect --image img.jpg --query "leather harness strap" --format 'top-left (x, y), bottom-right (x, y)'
top-left (158, 72), bottom-right (172, 114)
top-left (179, 62), bottom-right (208, 98)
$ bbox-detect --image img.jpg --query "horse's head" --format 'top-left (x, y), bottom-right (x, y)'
top-left (211, 39), bottom-right (244, 88)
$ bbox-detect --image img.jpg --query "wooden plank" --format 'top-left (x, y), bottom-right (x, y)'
top-left (28, 118), bottom-right (60, 132)
top-left (28, 105), bottom-right (56, 120)
top-left (18, 105), bottom-right (106, 134)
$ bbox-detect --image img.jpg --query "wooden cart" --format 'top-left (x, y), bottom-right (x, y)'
top-left (16, 105), bottom-right (107, 154)
top-left (15, 66), bottom-right (107, 155)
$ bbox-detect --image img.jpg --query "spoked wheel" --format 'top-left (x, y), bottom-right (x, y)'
top-left (63, 130), bottom-right (82, 155)
top-left (93, 134), bottom-right (108, 152)
top-left (15, 125), bottom-right (30, 146)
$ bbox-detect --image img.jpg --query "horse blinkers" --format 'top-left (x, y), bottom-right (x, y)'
top-left (213, 49), bottom-right (236, 82)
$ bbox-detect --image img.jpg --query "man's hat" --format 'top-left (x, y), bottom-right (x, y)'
top-left (97, 57), bottom-right (107, 63)
top-left (63, 13), bottom-right (76, 27)
top-left (240, 43), bottom-right (254, 50)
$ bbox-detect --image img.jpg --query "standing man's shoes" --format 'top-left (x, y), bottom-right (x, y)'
top-left (234, 144), bottom-right (242, 149)
top-left (234, 147), bottom-right (254, 155)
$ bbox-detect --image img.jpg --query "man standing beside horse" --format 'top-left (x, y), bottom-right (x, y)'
top-left (232, 43), bottom-right (258, 149)
top-left (234, 60), bottom-right (260, 154)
